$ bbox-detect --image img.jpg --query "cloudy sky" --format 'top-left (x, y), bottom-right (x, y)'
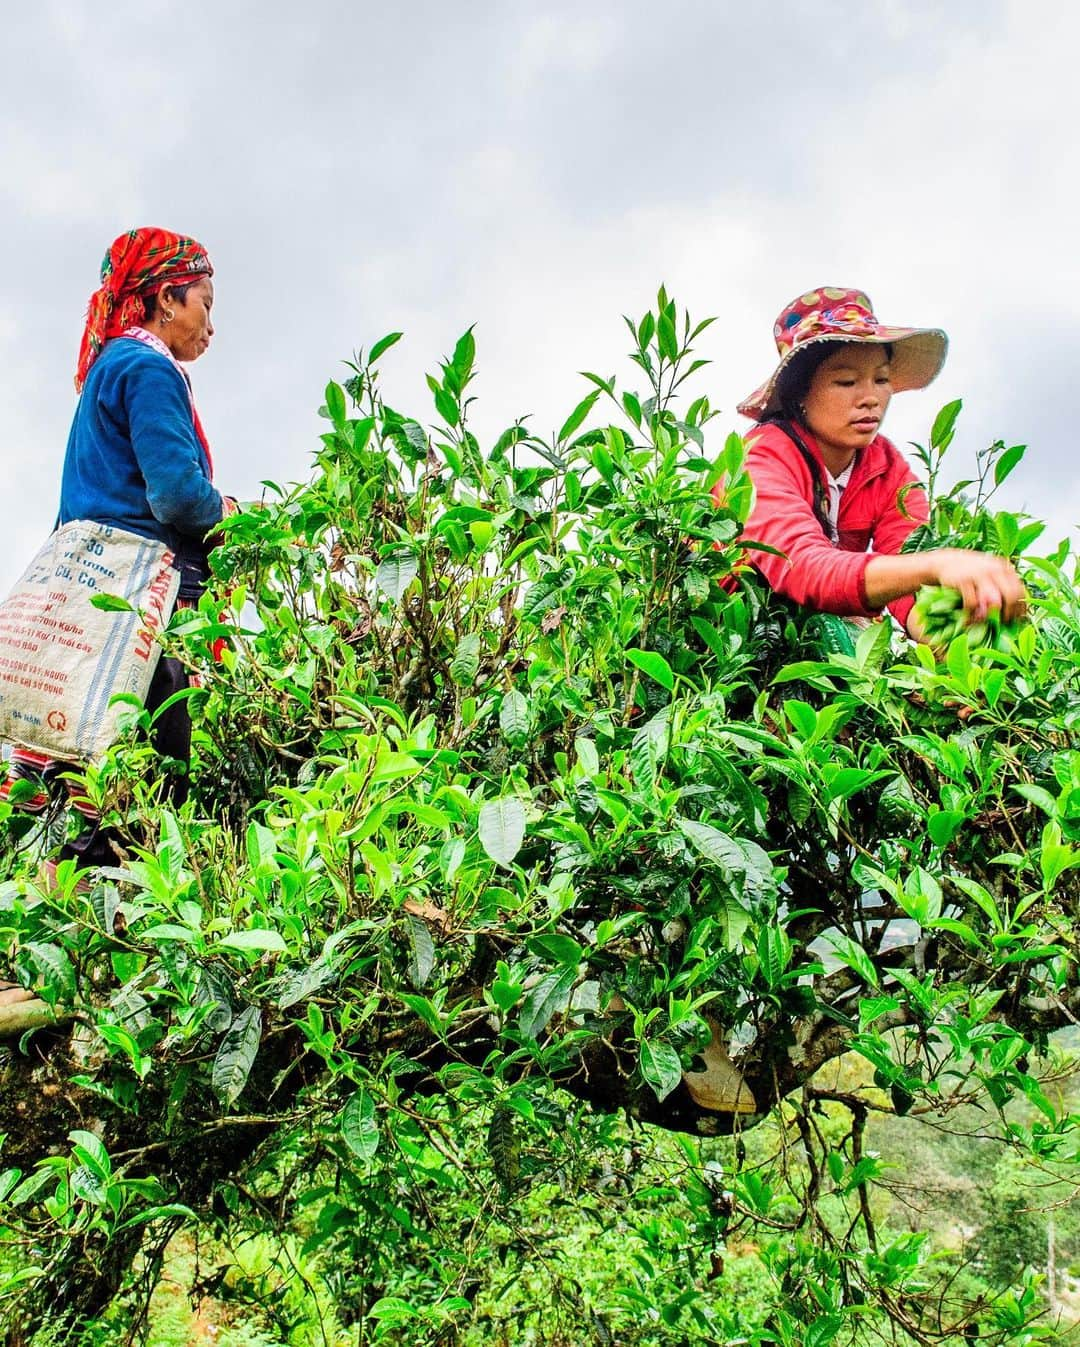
top-left (2, 0), bottom-right (1077, 593)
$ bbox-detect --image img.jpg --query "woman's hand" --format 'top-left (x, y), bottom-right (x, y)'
top-left (865, 547), bottom-right (1026, 630)
top-left (929, 548), bottom-right (1026, 624)
top-left (204, 496), bottom-right (241, 547)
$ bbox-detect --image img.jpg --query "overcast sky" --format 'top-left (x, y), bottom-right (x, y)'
top-left (2, 0), bottom-right (1078, 593)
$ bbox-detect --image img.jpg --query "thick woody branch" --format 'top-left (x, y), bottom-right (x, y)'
top-left (0, 999), bottom-right (73, 1039)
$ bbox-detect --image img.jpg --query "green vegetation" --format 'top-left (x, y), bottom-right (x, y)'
top-left (911, 583), bottom-right (1021, 651)
top-left (1, 291), bottom-right (1079, 1345)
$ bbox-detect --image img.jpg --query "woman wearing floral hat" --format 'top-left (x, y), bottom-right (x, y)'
top-left (0, 227), bottom-right (235, 875)
top-left (734, 287), bottom-right (1025, 636)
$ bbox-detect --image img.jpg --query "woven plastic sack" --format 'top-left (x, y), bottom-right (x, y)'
top-left (0, 521), bottom-right (180, 762)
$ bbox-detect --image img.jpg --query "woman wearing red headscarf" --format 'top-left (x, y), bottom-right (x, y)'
top-left (1, 227), bottom-right (235, 873)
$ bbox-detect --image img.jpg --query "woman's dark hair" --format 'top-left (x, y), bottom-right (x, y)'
top-left (770, 340), bottom-right (895, 424)
top-left (141, 279), bottom-right (200, 320)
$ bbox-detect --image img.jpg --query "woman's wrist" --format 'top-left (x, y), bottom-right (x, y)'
top-left (863, 552), bottom-right (937, 609)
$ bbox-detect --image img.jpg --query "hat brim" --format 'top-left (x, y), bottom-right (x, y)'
top-left (736, 328), bottom-right (948, 422)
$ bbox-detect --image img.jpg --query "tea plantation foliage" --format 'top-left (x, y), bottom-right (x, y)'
top-left (1, 295), bottom-right (1079, 1345)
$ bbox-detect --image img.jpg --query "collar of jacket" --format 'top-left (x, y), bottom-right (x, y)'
top-left (750, 422), bottom-right (894, 488)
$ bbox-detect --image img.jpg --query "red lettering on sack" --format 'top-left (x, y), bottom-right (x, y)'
top-left (134, 563), bottom-right (177, 662)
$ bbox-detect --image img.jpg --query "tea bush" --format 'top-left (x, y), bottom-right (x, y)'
top-left (1, 291), bottom-right (1078, 1345)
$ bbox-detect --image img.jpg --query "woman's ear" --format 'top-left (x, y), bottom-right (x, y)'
top-left (156, 284), bottom-right (178, 324)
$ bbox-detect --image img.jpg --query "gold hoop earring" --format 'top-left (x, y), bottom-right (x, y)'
top-left (162, 308), bottom-right (175, 324)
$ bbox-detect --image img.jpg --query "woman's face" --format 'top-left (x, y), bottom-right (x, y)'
top-left (801, 345), bottom-right (892, 459)
top-left (159, 276), bottom-right (214, 362)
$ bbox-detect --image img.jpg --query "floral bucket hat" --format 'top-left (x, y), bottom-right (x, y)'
top-left (737, 286), bottom-right (948, 422)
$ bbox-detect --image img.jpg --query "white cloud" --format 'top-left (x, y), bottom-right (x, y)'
top-left (515, 11), bottom-right (618, 83)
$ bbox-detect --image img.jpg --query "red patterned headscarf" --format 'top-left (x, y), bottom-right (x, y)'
top-left (75, 228), bottom-right (213, 391)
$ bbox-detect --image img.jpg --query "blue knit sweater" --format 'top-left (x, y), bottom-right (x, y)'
top-left (59, 338), bottom-right (225, 597)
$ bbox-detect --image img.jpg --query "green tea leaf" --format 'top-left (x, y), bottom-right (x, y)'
top-left (478, 796), bottom-right (526, 866)
top-left (626, 648), bottom-right (674, 692)
top-left (452, 327), bottom-right (476, 381)
top-left (622, 391), bottom-right (642, 427)
top-left (519, 964), bottom-right (577, 1039)
top-left (690, 616), bottom-right (727, 660)
top-left (487, 1104), bottom-right (520, 1190)
top-left (68, 1130), bottom-right (110, 1177)
top-left (245, 822), bottom-right (278, 873)
top-left (158, 810), bottom-right (185, 880)
top-left (90, 593), bottom-right (134, 613)
top-left (676, 819), bottom-right (775, 899)
top-left (683, 570), bottom-right (709, 606)
top-left (140, 923), bottom-right (198, 944)
top-left (640, 1039), bottom-right (682, 1102)
top-left (526, 934), bottom-right (583, 966)
top-left (434, 385), bottom-right (459, 427)
top-left (70, 1165), bottom-right (108, 1207)
top-left (212, 1006), bottom-right (262, 1108)
top-left (325, 380), bottom-right (347, 430)
top-left (407, 914), bottom-right (436, 989)
top-left (757, 926), bottom-right (791, 989)
top-left (825, 932), bottom-right (879, 988)
top-left (216, 929), bottom-right (287, 954)
top-left (557, 389), bottom-right (600, 444)
top-left (450, 633), bottom-right (481, 686)
top-left (8, 1168), bottom-right (54, 1208)
top-left (994, 442), bottom-right (1026, 486)
top-left (375, 551), bottom-right (419, 604)
top-left (23, 942), bottom-right (75, 1001)
top-left (275, 959), bottom-right (337, 1010)
top-left (368, 331), bottom-right (403, 364)
top-left (657, 310), bottom-right (679, 362)
top-left (340, 1088), bottom-right (380, 1162)
top-left (930, 398), bottom-right (962, 448)
top-left (499, 689), bottom-right (530, 749)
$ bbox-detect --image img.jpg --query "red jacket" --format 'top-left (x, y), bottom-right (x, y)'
top-left (729, 422), bottom-right (928, 630)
